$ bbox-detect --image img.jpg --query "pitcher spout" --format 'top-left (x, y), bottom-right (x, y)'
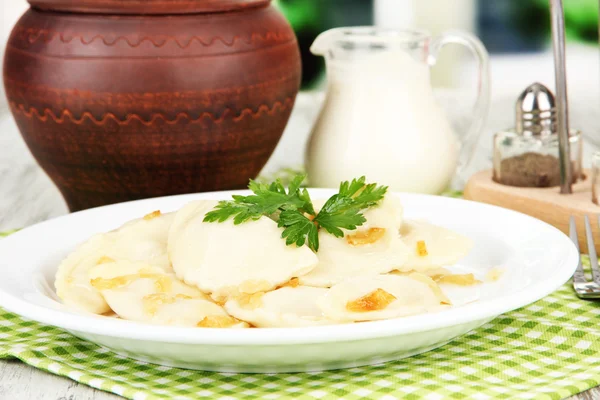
top-left (310, 28), bottom-right (345, 56)
top-left (311, 27), bottom-right (431, 58)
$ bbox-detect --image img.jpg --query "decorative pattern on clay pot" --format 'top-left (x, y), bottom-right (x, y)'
top-left (4, 0), bottom-right (301, 211)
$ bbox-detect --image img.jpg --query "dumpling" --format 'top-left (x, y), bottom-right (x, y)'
top-left (101, 210), bottom-right (174, 268)
top-left (390, 267), bottom-right (451, 278)
top-left (347, 193), bottom-right (404, 229)
top-left (224, 285), bottom-right (332, 328)
top-left (317, 274), bottom-right (449, 322)
top-left (299, 195), bottom-right (409, 287)
top-left (89, 260), bottom-right (246, 328)
top-left (55, 211), bottom-right (174, 314)
top-left (55, 235), bottom-right (113, 314)
top-left (168, 201), bottom-right (319, 300)
top-left (397, 220), bottom-right (473, 272)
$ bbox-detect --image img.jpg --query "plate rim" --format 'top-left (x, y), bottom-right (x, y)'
top-left (0, 190), bottom-right (579, 345)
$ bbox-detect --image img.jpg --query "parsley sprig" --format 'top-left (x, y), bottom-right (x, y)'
top-left (203, 175), bottom-right (387, 252)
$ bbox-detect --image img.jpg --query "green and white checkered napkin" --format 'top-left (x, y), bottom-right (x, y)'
top-left (1, 238), bottom-right (599, 399)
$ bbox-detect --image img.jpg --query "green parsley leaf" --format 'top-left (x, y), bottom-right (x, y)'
top-left (338, 176), bottom-right (388, 207)
top-left (351, 183), bottom-right (388, 208)
top-left (287, 174), bottom-right (305, 195)
top-left (278, 210), bottom-right (320, 252)
top-left (338, 176), bottom-right (368, 198)
top-left (203, 174), bottom-right (313, 224)
top-left (313, 195), bottom-right (367, 238)
top-left (298, 188), bottom-right (316, 215)
top-left (203, 174), bottom-right (387, 253)
top-left (202, 201), bottom-right (264, 225)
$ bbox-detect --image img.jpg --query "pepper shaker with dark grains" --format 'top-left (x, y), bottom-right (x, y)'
top-left (492, 83), bottom-right (583, 188)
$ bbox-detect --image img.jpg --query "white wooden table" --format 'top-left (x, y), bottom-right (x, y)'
top-left (2, 49), bottom-right (600, 399)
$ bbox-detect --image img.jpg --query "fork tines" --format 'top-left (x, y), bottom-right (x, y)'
top-left (570, 216), bottom-right (600, 299)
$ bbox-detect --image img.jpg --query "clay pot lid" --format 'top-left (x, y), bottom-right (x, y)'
top-left (28, 0), bottom-right (271, 15)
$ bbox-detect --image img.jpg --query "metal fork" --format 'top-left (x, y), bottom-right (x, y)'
top-left (570, 216), bottom-right (600, 299)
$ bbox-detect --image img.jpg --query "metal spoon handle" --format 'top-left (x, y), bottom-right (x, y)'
top-left (550, 0), bottom-right (573, 194)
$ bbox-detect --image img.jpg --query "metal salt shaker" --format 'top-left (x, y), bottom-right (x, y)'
top-left (492, 83), bottom-right (583, 188)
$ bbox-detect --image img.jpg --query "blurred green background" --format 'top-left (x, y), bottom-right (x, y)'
top-left (274, 0), bottom-right (599, 89)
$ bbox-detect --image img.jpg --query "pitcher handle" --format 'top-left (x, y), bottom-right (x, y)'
top-left (428, 31), bottom-right (491, 176)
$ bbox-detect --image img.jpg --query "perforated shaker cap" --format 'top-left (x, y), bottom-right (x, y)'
top-left (515, 82), bottom-right (557, 138)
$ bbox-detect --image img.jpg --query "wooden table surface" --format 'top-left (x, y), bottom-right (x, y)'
top-left (2, 48), bottom-right (600, 398)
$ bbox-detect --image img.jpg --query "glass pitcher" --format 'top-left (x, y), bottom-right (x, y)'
top-left (305, 27), bottom-right (490, 194)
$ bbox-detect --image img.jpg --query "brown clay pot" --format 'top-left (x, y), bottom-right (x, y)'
top-left (4, 0), bottom-right (301, 211)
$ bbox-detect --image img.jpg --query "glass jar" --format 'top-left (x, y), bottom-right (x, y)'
top-left (493, 129), bottom-right (583, 188)
top-left (592, 151), bottom-right (600, 205)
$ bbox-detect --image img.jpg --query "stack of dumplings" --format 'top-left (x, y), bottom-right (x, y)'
top-left (55, 194), bottom-right (474, 328)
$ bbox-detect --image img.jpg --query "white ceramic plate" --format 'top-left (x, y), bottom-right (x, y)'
top-left (0, 191), bottom-right (578, 373)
